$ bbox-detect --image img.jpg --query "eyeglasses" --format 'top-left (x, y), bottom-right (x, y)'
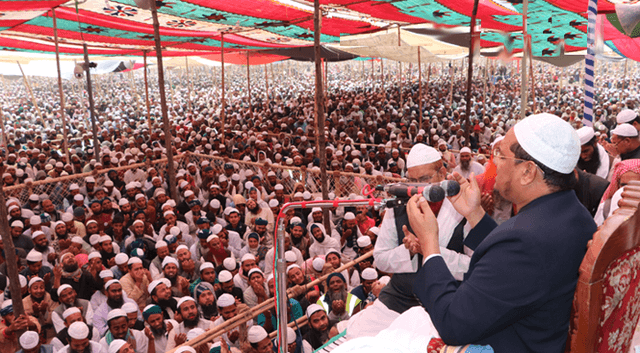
top-left (493, 147), bottom-right (545, 177)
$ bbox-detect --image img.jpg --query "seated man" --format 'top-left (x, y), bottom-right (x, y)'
top-left (166, 297), bottom-right (215, 350)
top-left (51, 285), bottom-right (93, 333)
top-left (247, 326), bottom-right (274, 353)
top-left (57, 322), bottom-right (105, 353)
top-left (407, 114), bottom-right (596, 351)
top-left (215, 270), bottom-right (244, 304)
top-left (212, 294), bottom-right (252, 350)
top-left (316, 273), bottom-right (360, 323)
top-left (0, 301), bottom-right (41, 353)
top-left (243, 268), bottom-right (270, 308)
top-left (51, 307), bottom-right (100, 352)
top-left (143, 304), bottom-right (178, 353)
top-left (350, 267), bottom-right (378, 302)
top-left (303, 305), bottom-right (338, 351)
top-left (98, 309), bottom-right (148, 353)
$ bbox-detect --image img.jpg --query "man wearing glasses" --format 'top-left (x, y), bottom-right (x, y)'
top-left (610, 124), bottom-right (640, 161)
top-left (406, 113), bottom-right (596, 352)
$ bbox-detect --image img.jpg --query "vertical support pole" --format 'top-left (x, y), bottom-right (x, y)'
top-left (52, 9), bottom-right (70, 163)
top-left (529, 50), bottom-right (535, 112)
top-left (143, 51), bottom-right (152, 129)
top-left (264, 64), bottom-right (269, 100)
top-left (520, 0), bottom-right (529, 119)
top-left (150, 0), bottom-right (177, 200)
top-left (246, 52), bottom-right (252, 119)
top-left (399, 61), bottom-right (403, 109)
top-left (185, 56), bottom-right (192, 113)
top-left (0, 180), bottom-right (24, 318)
top-left (17, 62), bottom-right (43, 121)
top-left (418, 47), bottom-right (422, 128)
top-left (82, 43), bottom-right (100, 162)
top-left (465, 0), bottom-right (480, 142)
top-left (381, 59), bottom-right (384, 90)
top-left (221, 33), bottom-right (226, 143)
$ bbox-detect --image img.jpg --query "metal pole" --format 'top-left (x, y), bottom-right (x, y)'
top-left (418, 47), bottom-right (423, 128)
top-left (185, 57), bottom-right (192, 113)
top-left (143, 51), bottom-right (152, 129)
top-left (464, 0), bottom-right (480, 142)
top-left (221, 33), bottom-right (226, 144)
top-left (246, 52), bottom-right (252, 119)
top-left (520, 0), bottom-right (529, 119)
top-left (150, 0), bottom-right (177, 200)
top-left (264, 64), bottom-right (269, 100)
top-left (82, 43), bottom-right (100, 162)
top-left (52, 9), bottom-right (71, 163)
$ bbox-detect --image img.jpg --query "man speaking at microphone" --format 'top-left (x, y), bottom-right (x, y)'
top-left (406, 114), bottom-right (595, 352)
top-left (346, 143), bottom-right (471, 338)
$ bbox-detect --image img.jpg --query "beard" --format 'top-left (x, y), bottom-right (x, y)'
top-left (63, 263), bottom-right (79, 272)
top-left (249, 205), bottom-right (260, 214)
top-left (151, 321), bottom-right (167, 337)
top-left (577, 143), bottom-right (601, 175)
top-left (326, 288), bottom-right (347, 303)
top-left (70, 345), bottom-right (93, 353)
top-left (34, 242), bottom-right (49, 252)
top-left (200, 303), bottom-right (218, 319)
top-left (107, 297), bottom-right (124, 309)
top-left (183, 313), bottom-right (201, 329)
top-left (166, 273), bottom-right (177, 286)
top-left (461, 159), bottom-right (470, 170)
top-left (157, 298), bottom-right (172, 308)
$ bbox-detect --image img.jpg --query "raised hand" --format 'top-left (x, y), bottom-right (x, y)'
top-left (447, 172), bottom-right (485, 227)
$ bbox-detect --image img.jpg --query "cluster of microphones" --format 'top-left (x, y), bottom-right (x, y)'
top-left (376, 180), bottom-right (461, 203)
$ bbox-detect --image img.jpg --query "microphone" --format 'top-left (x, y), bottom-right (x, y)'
top-left (377, 180), bottom-right (460, 203)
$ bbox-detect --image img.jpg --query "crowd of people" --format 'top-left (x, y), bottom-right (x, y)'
top-left (0, 57), bottom-right (638, 353)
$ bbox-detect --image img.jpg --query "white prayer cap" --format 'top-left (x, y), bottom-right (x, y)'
top-left (68, 321), bottom-right (90, 340)
top-left (286, 264), bottom-right (301, 274)
top-left (174, 347), bottom-right (196, 353)
top-left (312, 258), bottom-right (325, 272)
top-left (286, 327), bottom-right (296, 344)
top-left (89, 234), bottom-right (101, 245)
top-left (513, 113), bottom-right (580, 174)
top-left (71, 236), bottom-right (84, 244)
top-left (100, 235), bottom-right (111, 243)
top-left (617, 109), bottom-right (637, 124)
top-left (128, 257), bottom-right (142, 265)
top-left (170, 226), bottom-right (181, 236)
top-left (460, 147), bottom-right (472, 154)
top-left (268, 199), bottom-right (279, 208)
top-left (177, 296), bottom-right (195, 309)
top-left (217, 293), bottom-right (235, 307)
top-left (285, 251), bottom-right (297, 262)
top-left (274, 184), bottom-right (284, 191)
top-left (577, 126), bottom-right (595, 145)
top-left (100, 270), bottom-right (114, 279)
top-left (31, 230), bottom-right (45, 240)
top-left (357, 236), bottom-right (372, 248)
top-left (11, 220), bottom-right (23, 228)
top-left (107, 308), bottom-right (127, 322)
top-left (406, 143), bottom-right (441, 168)
top-left (218, 270), bottom-right (233, 283)
top-left (105, 279), bottom-right (120, 290)
top-left (19, 275), bottom-right (27, 288)
top-left (241, 254), bottom-right (256, 263)
top-left (200, 262), bottom-right (214, 272)
top-left (379, 276), bottom-right (391, 285)
top-left (344, 212), bottom-right (355, 221)
top-left (368, 227), bottom-right (380, 235)
top-left (361, 268), bottom-right (378, 281)
top-left (248, 326), bottom-right (268, 344)
top-left (162, 256), bottom-right (179, 268)
top-left (73, 194), bottom-right (84, 201)
top-left (30, 215), bottom-right (41, 225)
top-left (612, 123), bottom-right (639, 138)
top-left (26, 251), bottom-right (42, 262)
top-left (88, 252), bottom-right (102, 261)
top-left (57, 284), bottom-right (73, 296)
top-left (186, 328), bottom-right (205, 341)
top-left (69, 183), bottom-right (79, 191)
top-left (212, 224), bottom-right (223, 234)
top-left (122, 302), bottom-right (138, 314)
top-left (108, 339), bottom-right (128, 353)
top-left (118, 198), bottom-right (129, 206)
top-left (290, 217), bottom-right (302, 224)
top-left (223, 258), bottom-right (237, 271)
top-left (306, 304), bottom-right (325, 318)
top-left (148, 280), bottom-right (163, 294)
top-left (247, 268), bottom-right (263, 279)
top-left (28, 276), bottom-right (43, 288)
top-left (155, 240), bottom-right (168, 249)
top-left (61, 213), bottom-right (74, 222)
top-left (210, 199), bottom-right (220, 208)
top-left (62, 307), bottom-right (81, 320)
top-left (115, 253), bottom-right (129, 265)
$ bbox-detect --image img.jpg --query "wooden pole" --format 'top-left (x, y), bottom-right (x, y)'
top-left (150, 0), bottom-right (177, 200)
top-left (0, 178), bottom-right (25, 318)
top-left (418, 47), bottom-right (423, 128)
top-left (143, 51), bottom-right (152, 129)
top-left (529, 50), bottom-right (535, 112)
top-left (16, 62), bottom-right (43, 120)
top-left (464, 0), bottom-right (479, 143)
top-left (520, 0), bottom-right (529, 119)
top-left (82, 43), bottom-right (100, 162)
top-left (221, 33), bottom-right (226, 144)
top-left (448, 61), bottom-right (454, 104)
top-left (0, 106), bottom-right (7, 150)
top-left (264, 64), bottom-right (269, 100)
top-left (246, 52), bottom-right (252, 119)
top-left (185, 57), bottom-right (192, 113)
top-left (52, 9), bottom-right (71, 164)
top-left (381, 59), bottom-right (384, 91)
top-left (399, 61), bottom-right (403, 109)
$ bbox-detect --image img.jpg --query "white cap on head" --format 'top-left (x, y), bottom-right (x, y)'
top-left (28, 276), bottom-right (43, 288)
top-left (108, 339), bottom-right (128, 353)
top-left (68, 321), bottom-right (90, 340)
top-left (617, 109), bottom-right (637, 124)
top-left (248, 326), bottom-right (268, 344)
top-left (361, 267), bottom-right (378, 280)
top-left (57, 284), bottom-right (73, 297)
top-left (162, 256), bottom-right (179, 268)
top-left (100, 270), bottom-right (114, 279)
top-left (174, 347), bottom-right (196, 353)
top-left (357, 236), bottom-right (372, 248)
top-left (612, 123), bottom-right (639, 138)
top-left (155, 240), bottom-right (168, 249)
top-left (62, 307), bottom-right (81, 320)
top-left (368, 227), bottom-right (380, 235)
top-left (26, 251), bottom-right (43, 262)
top-left (344, 212), bottom-right (355, 221)
top-left (186, 328), bottom-right (205, 341)
top-left (513, 113), bottom-right (580, 174)
top-left (105, 279), bottom-right (120, 290)
top-left (88, 252), bottom-right (102, 261)
top-left (31, 230), bottom-right (45, 240)
top-left (122, 302), bottom-right (138, 314)
top-left (406, 143), bottom-right (442, 168)
top-left (115, 253), bottom-right (129, 265)
top-left (286, 327), bottom-right (296, 344)
top-left (218, 270), bottom-right (233, 283)
top-left (241, 254), bottom-right (256, 263)
top-left (128, 257), bottom-right (142, 265)
top-left (217, 293), bottom-right (235, 307)
top-left (269, 199), bottom-right (279, 207)
top-left (223, 258), bottom-right (237, 271)
top-left (284, 250), bottom-right (297, 262)
top-left (306, 304), bottom-right (324, 318)
top-left (312, 258), bottom-right (325, 271)
top-left (107, 309), bottom-right (127, 322)
top-left (577, 126), bottom-right (595, 145)
top-left (200, 262), bottom-right (214, 272)
top-left (177, 296), bottom-right (195, 309)
top-left (30, 215), bottom-right (41, 225)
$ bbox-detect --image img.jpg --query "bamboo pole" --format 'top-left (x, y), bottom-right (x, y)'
top-left (150, 0), bottom-right (178, 200)
top-left (16, 62), bottom-right (43, 120)
top-left (185, 57), bottom-right (192, 113)
top-left (221, 33), bottom-right (226, 144)
top-left (0, 171), bottom-right (25, 319)
top-left (246, 51), bottom-right (252, 119)
top-left (0, 106), bottom-right (7, 150)
top-left (520, 0), bottom-right (529, 119)
top-left (52, 9), bottom-right (71, 163)
top-left (265, 64), bottom-right (269, 100)
top-left (82, 43), bottom-right (100, 162)
top-left (143, 51), bottom-right (152, 129)
top-left (464, 0), bottom-right (479, 143)
top-left (418, 47), bottom-right (422, 128)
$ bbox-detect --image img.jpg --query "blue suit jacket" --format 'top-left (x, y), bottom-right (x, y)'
top-left (413, 190), bottom-right (596, 352)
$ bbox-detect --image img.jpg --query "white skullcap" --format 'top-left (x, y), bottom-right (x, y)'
top-left (268, 199), bottom-right (279, 208)
top-left (274, 184), bottom-right (284, 191)
top-left (612, 123), bottom-right (639, 137)
top-left (210, 199), bottom-right (220, 208)
top-left (155, 240), bottom-right (168, 249)
top-left (248, 325), bottom-right (268, 344)
top-left (100, 235), bottom-right (111, 243)
top-left (57, 284), bottom-right (73, 296)
top-left (147, 280), bottom-right (163, 294)
top-left (513, 113), bottom-right (580, 174)
top-left (241, 254), bottom-right (256, 263)
top-left (406, 143), bottom-right (441, 168)
top-left (30, 215), bottom-right (41, 225)
top-left (312, 258), bottom-right (325, 272)
top-left (28, 276), bottom-right (43, 288)
top-left (284, 251), bottom-right (297, 262)
top-left (174, 347), bottom-right (196, 353)
top-left (88, 252), bottom-right (102, 261)
top-left (344, 212), bottom-right (355, 221)
top-left (122, 302), bottom-right (138, 314)
top-left (19, 275), bottom-right (27, 288)
top-left (69, 183), bottom-right (79, 191)
top-left (379, 276), bottom-right (391, 285)
top-left (115, 253), bottom-right (129, 265)
top-left (71, 236), bottom-right (84, 244)
top-left (368, 227), bottom-right (380, 235)
top-left (11, 220), bottom-right (23, 228)
top-left (170, 226), bottom-right (181, 236)
top-left (212, 224), bottom-right (223, 234)
top-left (218, 270), bottom-right (233, 283)
top-left (577, 126), bottom-right (595, 145)
top-left (286, 326), bottom-right (296, 344)
top-left (128, 257), bottom-right (142, 265)
top-left (247, 268), bottom-right (263, 279)
top-left (31, 230), bottom-right (45, 240)
top-left (306, 304), bottom-right (325, 318)
top-left (617, 109), bottom-right (637, 124)
top-left (108, 339), bottom-right (127, 353)
top-left (162, 256), bottom-right (179, 268)
top-left (176, 245), bottom-right (188, 253)
top-left (460, 147), bottom-right (472, 154)
top-left (187, 328), bottom-right (205, 341)
top-left (62, 307), bottom-right (81, 320)
top-left (68, 321), bottom-right (90, 340)
top-left (135, 194), bottom-right (145, 200)
top-left (286, 264), bottom-right (301, 274)
top-left (105, 279), bottom-right (120, 290)
top-left (132, 220), bottom-right (144, 227)
top-left (107, 308), bottom-right (127, 322)
top-left (361, 268), bottom-right (378, 280)
top-left (223, 258), bottom-right (237, 271)
top-left (118, 198), bottom-right (129, 206)
top-left (177, 296), bottom-right (195, 309)
top-left (100, 270), bottom-right (114, 279)
top-left (62, 213), bottom-right (73, 222)
top-left (357, 236), bottom-right (372, 248)
top-left (200, 262), bottom-right (214, 272)
top-left (217, 293), bottom-right (235, 307)
top-left (73, 194), bottom-right (84, 201)
top-left (26, 251), bottom-right (43, 262)
top-left (89, 234), bottom-right (101, 245)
